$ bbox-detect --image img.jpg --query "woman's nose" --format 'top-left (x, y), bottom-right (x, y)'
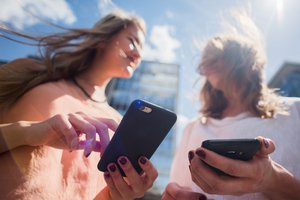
top-left (133, 48), bottom-right (141, 60)
top-left (129, 46), bottom-right (142, 62)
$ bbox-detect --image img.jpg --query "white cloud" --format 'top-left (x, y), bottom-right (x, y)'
top-left (98, 0), bottom-right (118, 17)
top-left (165, 10), bottom-right (174, 19)
top-left (0, 0), bottom-right (76, 30)
top-left (143, 25), bottom-right (181, 63)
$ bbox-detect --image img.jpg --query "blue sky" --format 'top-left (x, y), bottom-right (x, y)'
top-left (1, 0), bottom-right (300, 132)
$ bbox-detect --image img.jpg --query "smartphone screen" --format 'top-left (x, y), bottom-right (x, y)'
top-left (98, 99), bottom-right (177, 176)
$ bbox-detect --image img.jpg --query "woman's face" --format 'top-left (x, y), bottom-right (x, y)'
top-left (201, 63), bottom-right (223, 91)
top-left (100, 24), bottom-right (145, 78)
top-left (206, 71), bottom-right (222, 90)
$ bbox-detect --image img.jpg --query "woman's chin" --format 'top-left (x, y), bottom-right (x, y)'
top-left (122, 66), bottom-right (134, 77)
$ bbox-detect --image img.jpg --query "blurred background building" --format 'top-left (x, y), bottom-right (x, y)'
top-left (0, 60), bottom-right (6, 65)
top-left (105, 60), bottom-right (180, 196)
top-left (268, 62), bottom-right (300, 97)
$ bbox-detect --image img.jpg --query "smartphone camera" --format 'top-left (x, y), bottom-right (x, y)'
top-left (133, 99), bottom-right (152, 113)
top-left (138, 105), bottom-right (152, 113)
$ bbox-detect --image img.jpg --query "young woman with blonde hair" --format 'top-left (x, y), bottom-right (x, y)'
top-left (164, 27), bottom-right (300, 200)
top-left (0, 10), bottom-right (157, 200)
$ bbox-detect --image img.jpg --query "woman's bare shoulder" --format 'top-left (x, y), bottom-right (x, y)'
top-left (5, 80), bottom-right (72, 121)
top-left (19, 80), bottom-right (68, 104)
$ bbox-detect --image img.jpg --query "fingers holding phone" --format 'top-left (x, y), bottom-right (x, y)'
top-left (98, 99), bottom-right (177, 175)
top-left (192, 148), bottom-right (258, 178)
top-left (189, 148), bottom-right (249, 195)
top-left (98, 100), bottom-right (176, 199)
top-left (188, 138), bottom-right (276, 195)
top-left (255, 136), bottom-right (276, 156)
top-left (103, 156), bottom-right (158, 200)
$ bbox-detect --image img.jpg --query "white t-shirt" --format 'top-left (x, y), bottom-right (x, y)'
top-left (170, 97), bottom-right (300, 200)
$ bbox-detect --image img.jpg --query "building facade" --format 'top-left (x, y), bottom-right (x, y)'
top-left (0, 60), bottom-right (7, 65)
top-left (268, 62), bottom-right (300, 97)
top-left (106, 60), bottom-right (179, 194)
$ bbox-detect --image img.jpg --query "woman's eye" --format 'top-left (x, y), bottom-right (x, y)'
top-left (127, 37), bottom-right (137, 50)
top-left (127, 36), bottom-right (143, 52)
top-left (127, 37), bottom-right (132, 44)
top-left (128, 37), bottom-right (134, 44)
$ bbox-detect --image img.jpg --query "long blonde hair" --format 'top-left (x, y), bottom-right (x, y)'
top-left (0, 10), bottom-right (146, 112)
top-left (198, 35), bottom-right (283, 119)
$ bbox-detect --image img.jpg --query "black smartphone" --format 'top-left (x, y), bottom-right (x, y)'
top-left (98, 99), bottom-right (177, 176)
top-left (201, 138), bottom-right (261, 175)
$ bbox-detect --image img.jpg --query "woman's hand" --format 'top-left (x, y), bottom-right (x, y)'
top-left (162, 182), bottom-right (209, 200)
top-left (102, 156), bottom-right (158, 200)
top-left (26, 112), bottom-right (118, 156)
top-left (188, 137), bottom-right (277, 196)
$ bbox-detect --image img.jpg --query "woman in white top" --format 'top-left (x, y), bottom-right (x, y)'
top-left (163, 34), bottom-right (300, 199)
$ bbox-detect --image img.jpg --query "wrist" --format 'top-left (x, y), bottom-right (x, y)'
top-left (17, 121), bottom-right (35, 146)
top-left (262, 161), bottom-right (300, 199)
top-left (24, 121), bottom-right (51, 147)
top-left (1, 121), bottom-right (32, 151)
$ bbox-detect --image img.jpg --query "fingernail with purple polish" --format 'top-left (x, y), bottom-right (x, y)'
top-left (85, 152), bottom-right (91, 157)
top-left (188, 151), bottom-right (194, 162)
top-left (108, 164), bottom-right (116, 172)
top-left (196, 149), bottom-right (206, 159)
top-left (84, 145), bottom-right (92, 158)
top-left (119, 157), bottom-right (127, 165)
top-left (199, 194), bottom-right (207, 200)
top-left (263, 138), bottom-right (269, 148)
top-left (139, 156), bottom-right (147, 165)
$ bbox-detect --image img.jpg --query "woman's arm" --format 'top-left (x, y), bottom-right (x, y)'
top-left (0, 121), bottom-right (32, 153)
top-left (0, 113), bottom-right (118, 155)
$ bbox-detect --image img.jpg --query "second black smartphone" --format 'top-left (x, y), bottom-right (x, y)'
top-left (201, 138), bottom-right (260, 175)
top-left (98, 99), bottom-right (177, 176)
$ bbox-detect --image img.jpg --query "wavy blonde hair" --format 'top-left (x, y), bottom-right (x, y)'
top-left (198, 35), bottom-right (283, 119)
top-left (0, 10), bottom-right (146, 112)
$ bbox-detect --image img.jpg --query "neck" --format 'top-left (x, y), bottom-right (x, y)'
top-left (74, 65), bottom-right (111, 103)
top-left (222, 97), bottom-right (246, 118)
top-left (74, 51), bottom-right (116, 102)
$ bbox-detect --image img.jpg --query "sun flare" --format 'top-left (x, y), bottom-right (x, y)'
top-left (276, 0), bottom-right (284, 21)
